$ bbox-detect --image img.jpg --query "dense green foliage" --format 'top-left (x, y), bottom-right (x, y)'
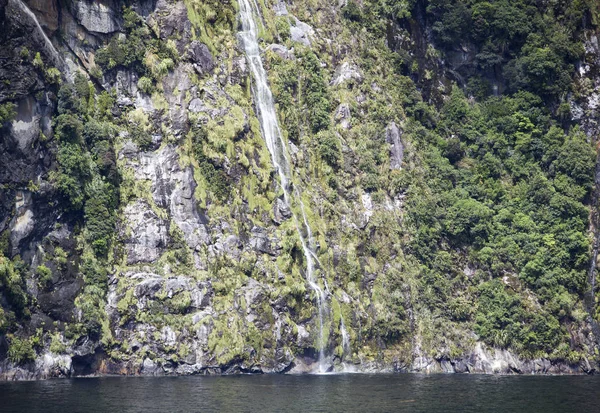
top-left (53, 74), bottom-right (119, 256)
top-left (191, 125), bottom-right (230, 202)
top-left (6, 335), bottom-right (36, 365)
top-left (325, 0), bottom-right (600, 360)
top-left (0, 255), bottom-right (30, 319)
top-left (96, 7), bottom-right (178, 80)
top-left (403, 74), bottom-right (594, 358)
top-left (0, 102), bottom-right (16, 124)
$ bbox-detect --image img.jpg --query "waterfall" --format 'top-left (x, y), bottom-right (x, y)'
top-left (12, 0), bottom-right (62, 67)
top-left (238, 0), bottom-right (328, 372)
top-left (340, 315), bottom-right (350, 358)
top-left (339, 314), bottom-right (354, 373)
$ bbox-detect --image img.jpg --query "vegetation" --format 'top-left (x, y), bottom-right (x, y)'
top-left (95, 7), bottom-right (178, 91)
top-left (0, 102), bottom-right (16, 124)
top-left (1, 0), bottom-right (598, 371)
top-left (7, 335), bottom-right (36, 365)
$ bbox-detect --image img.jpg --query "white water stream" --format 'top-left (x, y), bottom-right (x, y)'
top-left (12, 0), bottom-right (62, 66)
top-left (238, 0), bottom-right (329, 372)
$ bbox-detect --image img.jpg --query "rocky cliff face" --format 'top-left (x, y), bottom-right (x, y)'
top-left (1, 0), bottom-right (599, 379)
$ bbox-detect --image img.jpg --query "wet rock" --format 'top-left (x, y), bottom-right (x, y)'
top-left (37, 279), bottom-right (82, 322)
top-left (36, 352), bottom-right (72, 378)
top-left (9, 191), bottom-right (34, 254)
top-left (273, 198), bottom-right (292, 224)
top-left (141, 358), bottom-right (160, 375)
top-left (385, 122), bottom-right (404, 170)
top-left (230, 56), bottom-right (248, 85)
top-left (24, 0), bottom-right (59, 34)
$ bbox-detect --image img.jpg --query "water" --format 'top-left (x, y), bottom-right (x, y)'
top-left (237, 0), bottom-right (330, 370)
top-left (1, 374), bottom-right (599, 412)
top-left (12, 0), bottom-right (62, 66)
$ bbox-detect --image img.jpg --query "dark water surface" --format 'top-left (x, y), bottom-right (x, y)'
top-left (1, 373), bottom-right (599, 413)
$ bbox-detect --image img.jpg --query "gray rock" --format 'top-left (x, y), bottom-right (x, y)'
top-left (135, 277), bottom-right (164, 298)
top-left (330, 62), bottom-right (363, 87)
top-left (250, 226), bottom-right (272, 255)
top-left (188, 98), bottom-right (205, 113)
top-left (385, 122), bottom-right (404, 170)
top-left (132, 145), bottom-right (210, 255)
top-left (25, 0), bottom-right (59, 34)
top-left (268, 44), bottom-right (294, 60)
top-left (187, 41), bottom-right (215, 76)
top-left (230, 56), bottom-right (248, 85)
top-left (151, 0), bottom-right (191, 53)
top-left (290, 18), bottom-right (314, 46)
top-left (9, 191), bottom-right (35, 254)
top-left (123, 200), bottom-right (169, 264)
top-left (141, 358), bottom-right (161, 375)
top-left (72, 0), bottom-right (121, 34)
top-left (334, 103), bottom-right (351, 129)
top-left (273, 198), bottom-right (292, 224)
top-left (273, 1), bottom-right (288, 16)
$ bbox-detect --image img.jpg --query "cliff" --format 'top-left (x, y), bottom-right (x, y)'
top-left (0, 0), bottom-right (599, 379)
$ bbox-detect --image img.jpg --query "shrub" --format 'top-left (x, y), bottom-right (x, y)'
top-left (36, 264), bottom-right (53, 286)
top-left (32, 52), bottom-right (44, 70)
top-left (7, 335), bottom-right (35, 365)
top-left (85, 177), bottom-right (116, 257)
top-left (342, 1), bottom-right (363, 22)
top-left (275, 17), bottom-right (291, 41)
top-left (192, 125), bottom-right (230, 201)
top-left (19, 47), bottom-right (30, 60)
top-left (137, 76), bottom-right (154, 94)
top-left (0, 255), bottom-right (30, 317)
top-left (0, 102), bottom-right (16, 124)
top-left (316, 129), bottom-right (342, 167)
top-left (45, 67), bottom-right (61, 84)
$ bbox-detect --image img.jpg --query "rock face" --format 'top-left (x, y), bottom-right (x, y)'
top-left (330, 62), bottom-right (363, 87)
top-left (71, 0), bottom-right (121, 34)
top-left (290, 17), bottom-right (314, 46)
top-left (123, 200), bottom-right (169, 264)
top-left (24, 0), bottom-right (58, 34)
top-left (0, 0), bottom-right (599, 381)
top-left (386, 122), bottom-right (404, 170)
top-left (187, 41), bottom-right (215, 75)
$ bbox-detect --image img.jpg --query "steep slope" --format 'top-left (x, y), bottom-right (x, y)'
top-left (0, 0), bottom-right (599, 379)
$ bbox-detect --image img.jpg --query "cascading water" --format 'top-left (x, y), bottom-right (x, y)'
top-left (340, 316), bottom-right (350, 357)
top-left (12, 0), bottom-right (62, 67)
top-left (238, 0), bottom-right (328, 372)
